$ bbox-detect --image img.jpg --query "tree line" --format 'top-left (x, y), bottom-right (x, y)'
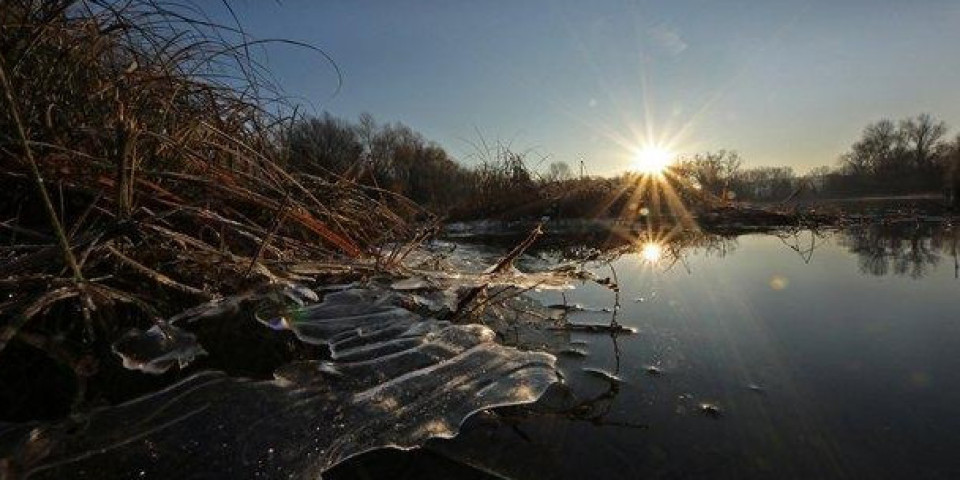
top-left (826, 114), bottom-right (960, 200)
top-left (285, 113), bottom-right (545, 219)
top-left (285, 112), bottom-right (960, 219)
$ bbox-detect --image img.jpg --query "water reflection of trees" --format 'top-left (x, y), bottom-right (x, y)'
top-left (775, 228), bottom-right (829, 264)
top-left (533, 228), bottom-right (740, 271)
top-left (530, 222), bottom-right (958, 279)
top-left (838, 223), bottom-right (959, 279)
top-left (656, 230), bottom-right (739, 273)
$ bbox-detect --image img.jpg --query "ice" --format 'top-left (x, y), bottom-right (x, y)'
top-left (5, 287), bottom-right (559, 478)
top-left (110, 323), bottom-right (206, 374)
top-left (2, 243), bottom-right (578, 477)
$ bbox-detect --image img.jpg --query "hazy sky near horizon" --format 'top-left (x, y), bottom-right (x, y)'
top-left (214, 1), bottom-right (960, 175)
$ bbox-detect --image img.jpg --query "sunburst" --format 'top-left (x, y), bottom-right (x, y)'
top-left (633, 146), bottom-right (673, 176)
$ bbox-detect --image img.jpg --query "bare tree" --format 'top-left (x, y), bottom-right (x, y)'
top-left (286, 112), bottom-right (363, 176)
top-left (676, 150), bottom-right (742, 200)
top-left (901, 113), bottom-right (947, 173)
top-left (945, 133), bottom-right (960, 208)
top-left (733, 166), bottom-right (795, 200)
top-left (840, 119), bottom-right (906, 176)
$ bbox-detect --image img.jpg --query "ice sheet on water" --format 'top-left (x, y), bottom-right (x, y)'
top-left (255, 287), bottom-right (423, 359)
top-left (399, 269), bottom-right (575, 293)
top-left (165, 282), bottom-right (320, 325)
top-left (390, 276), bottom-right (433, 291)
top-left (10, 240), bottom-right (579, 477)
top-left (110, 323), bottom-right (206, 374)
top-left (4, 286), bottom-right (558, 479)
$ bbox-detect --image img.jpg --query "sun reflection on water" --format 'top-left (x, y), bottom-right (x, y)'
top-left (640, 242), bottom-right (663, 263)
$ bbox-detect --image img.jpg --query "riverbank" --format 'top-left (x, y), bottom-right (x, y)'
top-left (0, 235), bottom-right (586, 477)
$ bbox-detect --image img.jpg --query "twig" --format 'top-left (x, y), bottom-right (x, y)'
top-left (68, 190), bottom-right (105, 240)
top-left (106, 244), bottom-right (210, 298)
top-left (488, 221), bottom-right (545, 274)
top-left (0, 220), bottom-right (51, 242)
top-left (0, 286), bottom-right (79, 355)
top-left (449, 222), bottom-right (545, 320)
top-left (245, 192), bottom-right (290, 277)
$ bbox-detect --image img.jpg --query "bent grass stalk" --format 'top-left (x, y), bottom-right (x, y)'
top-left (0, 53), bottom-right (84, 283)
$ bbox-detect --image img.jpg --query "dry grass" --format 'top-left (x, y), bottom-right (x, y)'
top-left (0, 1), bottom-right (427, 363)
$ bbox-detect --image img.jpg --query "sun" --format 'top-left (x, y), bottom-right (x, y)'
top-left (640, 242), bottom-right (663, 263)
top-left (633, 146), bottom-right (673, 176)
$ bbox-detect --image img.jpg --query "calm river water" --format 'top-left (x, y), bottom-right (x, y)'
top-left (332, 223), bottom-right (960, 480)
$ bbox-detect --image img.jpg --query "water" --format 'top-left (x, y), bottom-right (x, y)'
top-left (334, 223), bottom-right (960, 479)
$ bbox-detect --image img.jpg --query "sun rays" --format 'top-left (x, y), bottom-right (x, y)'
top-left (613, 140), bottom-right (699, 232)
top-left (598, 137), bottom-right (702, 266)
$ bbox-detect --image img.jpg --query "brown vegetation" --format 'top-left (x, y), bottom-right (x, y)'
top-left (0, 0), bottom-right (430, 415)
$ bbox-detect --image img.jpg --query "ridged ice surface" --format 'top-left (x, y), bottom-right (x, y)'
top-left (0, 287), bottom-right (558, 479)
top-left (110, 323), bottom-right (206, 374)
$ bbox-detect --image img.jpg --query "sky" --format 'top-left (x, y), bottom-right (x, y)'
top-left (210, 0), bottom-right (960, 176)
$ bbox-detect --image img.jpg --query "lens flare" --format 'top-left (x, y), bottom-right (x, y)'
top-left (633, 147), bottom-right (673, 176)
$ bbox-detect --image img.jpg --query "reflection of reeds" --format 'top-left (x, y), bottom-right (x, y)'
top-left (0, 2), bottom-right (423, 358)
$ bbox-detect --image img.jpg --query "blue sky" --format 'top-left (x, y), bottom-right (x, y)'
top-left (213, 1), bottom-right (960, 175)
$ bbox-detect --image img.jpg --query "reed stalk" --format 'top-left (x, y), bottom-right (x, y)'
top-left (0, 53), bottom-right (84, 283)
